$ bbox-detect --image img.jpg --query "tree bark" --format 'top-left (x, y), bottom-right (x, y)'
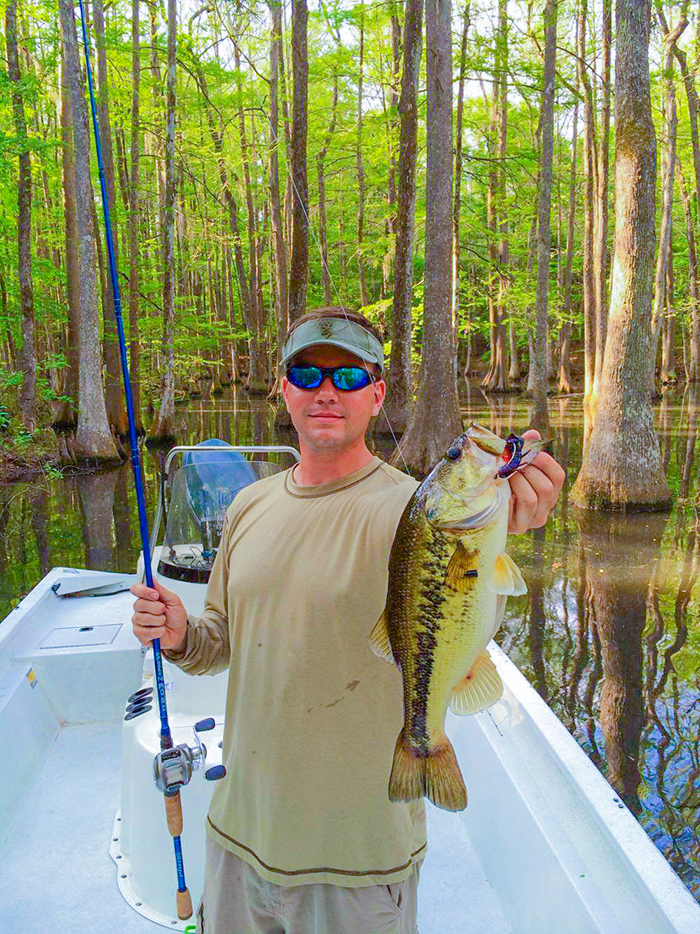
top-left (570, 0), bottom-right (671, 511)
top-left (6, 0), bottom-right (36, 430)
top-left (578, 0), bottom-right (597, 404)
top-left (593, 0), bottom-right (612, 394)
top-left (58, 0), bottom-right (118, 461)
top-left (395, 0), bottom-right (461, 473)
top-left (288, 0), bottom-right (308, 322)
top-left (54, 41), bottom-right (80, 430)
top-left (317, 71), bottom-right (339, 306)
top-left (269, 0), bottom-right (288, 365)
top-left (234, 44), bottom-right (268, 394)
top-left (652, 6), bottom-right (687, 390)
top-left (559, 101), bottom-right (578, 394)
top-left (150, 0), bottom-right (177, 440)
top-left (383, 0), bottom-right (423, 434)
top-left (192, 59), bottom-right (254, 386)
top-left (677, 158), bottom-right (700, 381)
top-left (356, 6), bottom-right (368, 308)
top-left (382, 2), bottom-right (402, 299)
top-left (94, 0), bottom-right (127, 436)
top-left (483, 0), bottom-right (509, 392)
top-left (530, 0), bottom-right (557, 435)
top-left (660, 244), bottom-right (676, 384)
top-left (453, 1), bottom-right (470, 372)
top-left (128, 0), bottom-right (143, 432)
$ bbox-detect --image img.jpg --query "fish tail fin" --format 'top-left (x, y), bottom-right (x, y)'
top-left (424, 739), bottom-right (468, 811)
top-left (388, 731), bottom-right (467, 812)
top-left (388, 730), bottom-right (425, 803)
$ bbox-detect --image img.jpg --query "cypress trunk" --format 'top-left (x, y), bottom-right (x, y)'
top-left (570, 0), bottom-right (671, 511)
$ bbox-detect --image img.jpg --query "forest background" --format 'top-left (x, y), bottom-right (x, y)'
top-left (0, 0), bottom-right (698, 499)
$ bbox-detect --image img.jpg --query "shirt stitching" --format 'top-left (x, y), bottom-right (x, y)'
top-left (283, 462), bottom-right (383, 499)
top-left (207, 816), bottom-right (426, 877)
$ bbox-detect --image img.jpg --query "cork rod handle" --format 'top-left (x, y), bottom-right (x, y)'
top-left (165, 791), bottom-right (183, 837)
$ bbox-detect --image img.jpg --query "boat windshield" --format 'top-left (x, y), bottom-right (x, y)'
top-left (157, 452), bottom-right (280, 583)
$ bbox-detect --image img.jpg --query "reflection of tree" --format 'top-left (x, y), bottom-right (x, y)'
top-left (0, 488), bottom-right (13, 607)
top-left (678, 384), bottom-right (699, 504)
top-left (659, 389), bottom-right (673, 472)
top-left (77, 469), bottom-right (120, 569)
top-left (564, 543), bottom-right (590, 730)
top-left (528, 526), bottom-right (548, 701)
top-left (29, 487), bottom-right (51, 576)
top-left (639, 507), bottom-right (700, 892)
top-left (576, 511), bottom-right (668, 815)
top-left (646, 511), bottom-right (697, 706)
top-left (112, 465), bottom-right (133, 571)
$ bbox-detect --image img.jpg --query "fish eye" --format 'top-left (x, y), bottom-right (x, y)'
top-left (447, 447), bottom-right (461, 460)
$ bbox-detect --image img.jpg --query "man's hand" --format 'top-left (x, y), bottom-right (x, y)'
top-left (507, 429), bottom-right (566, 534)
top-left (131, 581), bottom-right (189, 650)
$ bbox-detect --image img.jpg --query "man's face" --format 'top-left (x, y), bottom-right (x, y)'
top-left (281, 344), bottom-right (386, 453)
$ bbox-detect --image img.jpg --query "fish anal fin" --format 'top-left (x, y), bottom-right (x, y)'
top-left (450, 650), bottom-right (504, 716)
top-left (492, 552), bottom-right (528, 596)
top-left (445, 542), bottom-right (479, 592)
top-left (369, 609), bottom-right (396, 664)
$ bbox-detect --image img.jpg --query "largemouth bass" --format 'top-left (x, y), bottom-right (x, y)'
top-left (369, 424), bottom-right (543, 811)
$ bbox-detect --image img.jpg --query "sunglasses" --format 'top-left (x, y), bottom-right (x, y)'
top-left (286, 364), bottom-right (374, 392)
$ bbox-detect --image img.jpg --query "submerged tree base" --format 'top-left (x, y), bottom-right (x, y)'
top-left (570, 490), bottom-right (672, 513)
top-left (570, 468), bottom-right (672, 512)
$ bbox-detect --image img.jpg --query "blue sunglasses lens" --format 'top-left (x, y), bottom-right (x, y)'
top-left (287, 366), bottom-right (324, 389)
top-left (287, 365), bottom-right (372, 391)
top-left (334, 367), bottom-right (372, 390)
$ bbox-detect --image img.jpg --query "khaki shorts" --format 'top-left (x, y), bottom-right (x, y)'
top-left (196, 836), bottom-right (421, 934)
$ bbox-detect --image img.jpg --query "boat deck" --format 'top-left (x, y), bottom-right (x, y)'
top-left (0, 719), bottom-right (510, 933)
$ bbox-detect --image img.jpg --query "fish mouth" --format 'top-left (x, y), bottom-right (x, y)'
top-left (496, 433), bottom-right (545, 478)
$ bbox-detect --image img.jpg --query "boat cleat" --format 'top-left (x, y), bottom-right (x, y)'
top-left (152, 717), bottom-right (226, 796)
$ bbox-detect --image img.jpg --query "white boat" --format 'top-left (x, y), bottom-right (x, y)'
top-left (1, 443), bottom-right (699, 934)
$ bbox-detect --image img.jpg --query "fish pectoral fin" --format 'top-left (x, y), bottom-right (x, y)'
top-left (444, 542), bottom-right (479, 592)
top-left (491, 553), bottom-right (528, 596)
top-left (449, 650), bottom-right (504, 716)
top-left (368, 609), bottom-right (396, 664)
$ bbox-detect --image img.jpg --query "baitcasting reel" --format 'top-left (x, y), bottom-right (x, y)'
top-left (153, 718), bottom-right (226, 796)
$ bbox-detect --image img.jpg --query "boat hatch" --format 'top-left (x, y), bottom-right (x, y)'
top-left (39, 623), bottom-right (122, 649)
top-left (157, 444), bottom-right (281, 585)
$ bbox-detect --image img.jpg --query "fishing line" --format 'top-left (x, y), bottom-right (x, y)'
top-left (75, 0), bottom-right (191, 913)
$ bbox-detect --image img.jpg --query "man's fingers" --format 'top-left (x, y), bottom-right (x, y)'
top-left (519, 465), bottom-right (555, 527)
top-left (508, 472), bottom-right (538, 533)
top-left (133, 597), bottom-right (166, 616)
top-left (530, 450), bottom-right (566, 491)
top-left (131, 583), bottom-right (161, 601)
top-left (133, 612), bottom-right (166, 629)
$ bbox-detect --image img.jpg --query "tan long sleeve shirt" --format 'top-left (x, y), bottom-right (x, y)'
top-left (164, 456), bottom-right (427, 887)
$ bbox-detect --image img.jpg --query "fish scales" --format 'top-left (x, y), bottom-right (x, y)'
top-left (369, 424), bottom-right (541, 812)
top-left (390, 506), bottom-right (504, 754)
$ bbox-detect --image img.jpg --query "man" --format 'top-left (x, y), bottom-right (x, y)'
top-left (132, 307), bottom-right (565, 934)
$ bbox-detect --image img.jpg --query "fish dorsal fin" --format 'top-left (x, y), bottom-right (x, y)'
top-left (368, 609), bottom-right (396, 664)
top-left (445, 541), bottom-right (479, 592)
top-left (450, 650), bottom-right (504, 716)
top-left (491, 553), bottom-right (527, 596)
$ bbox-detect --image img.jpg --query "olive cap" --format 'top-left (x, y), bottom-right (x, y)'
top-left (280, 317), bottom-right (385, 374)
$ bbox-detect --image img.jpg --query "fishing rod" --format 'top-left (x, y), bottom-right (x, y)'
top-left (75, 0), bottom-right (194, 919)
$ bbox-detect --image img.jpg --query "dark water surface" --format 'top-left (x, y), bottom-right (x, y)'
top-left (1, 387), bottom-right (699, 900)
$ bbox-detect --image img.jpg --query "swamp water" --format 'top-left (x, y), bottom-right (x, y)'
top-left (1, 387), bottom-right (698, 901)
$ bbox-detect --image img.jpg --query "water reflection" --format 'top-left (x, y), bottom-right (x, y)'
top-left (0, 386), bottom-right (698, 899)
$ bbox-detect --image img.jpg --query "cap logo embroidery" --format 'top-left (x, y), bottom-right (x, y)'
top-left (319, 319), bottom-right (334, 338)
